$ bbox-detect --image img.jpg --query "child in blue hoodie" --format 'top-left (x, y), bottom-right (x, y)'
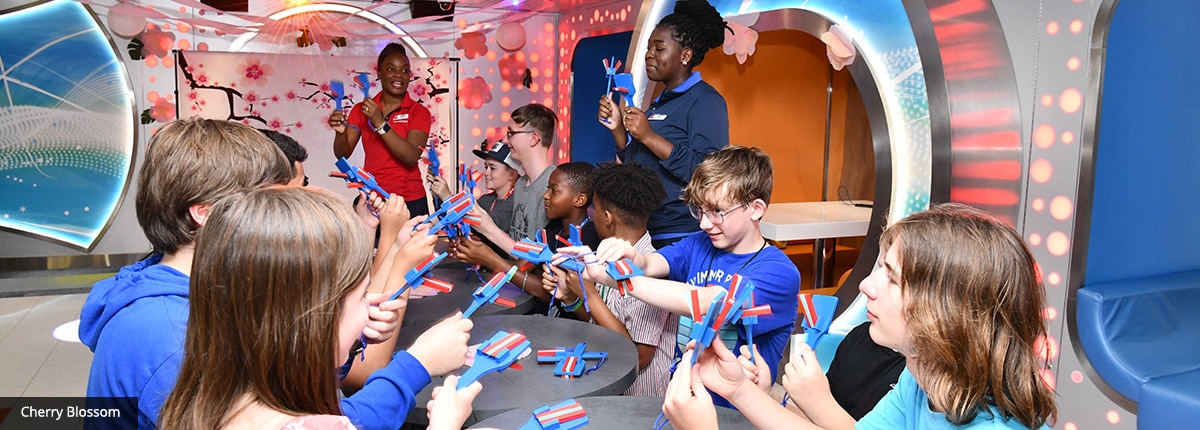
top-left (79, 118), bottom-right (472, 430)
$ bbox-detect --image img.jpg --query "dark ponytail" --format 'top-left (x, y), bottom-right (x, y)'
top-left (657, 0), bottom-right (726, 67)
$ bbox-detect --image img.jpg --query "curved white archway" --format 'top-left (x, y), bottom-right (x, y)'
top-left (229, 3), bottom-right (427, 57)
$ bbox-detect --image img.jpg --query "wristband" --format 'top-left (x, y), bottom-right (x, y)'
top-left (560, 297), bottom-right (583, 312)
top-left (374, 121), bottom-right (392, 135)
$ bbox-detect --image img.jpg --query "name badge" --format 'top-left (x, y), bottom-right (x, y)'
top-left (394, 114), bottom-right (410, 121)
top-left (648, 114), bottom-right (667, 121)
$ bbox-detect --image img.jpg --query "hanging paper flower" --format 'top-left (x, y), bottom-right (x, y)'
top-left (821, 24), bottom-right (857, 71)
top-left (148, 99), bottom-right (176, 122)
top-left (455, 31), bottom-right (488, 59)
top-left (236, 57), bottom-right (274, 88)
top-left (140, 26), bottom-right (175, 58)
top-left (498, 54), bottom-right (527, 86)
top-left (459, 76), bottom-right (492, 110)
top-left (722, 21), bottom-right (758, 65)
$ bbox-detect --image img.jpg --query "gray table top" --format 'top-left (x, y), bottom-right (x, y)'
top-left (408, 315), bottom-right (639, 426)
top-left (395, 264), bottom-right (536, 349)
top-left (468, 395), bottom-right (753, 429)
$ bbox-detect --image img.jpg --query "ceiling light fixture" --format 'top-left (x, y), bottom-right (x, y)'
top-left (229, 3), bottom-right (427, 57)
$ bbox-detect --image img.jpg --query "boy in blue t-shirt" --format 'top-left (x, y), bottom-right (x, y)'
top-left (571, 146), bottom-right (801, 407)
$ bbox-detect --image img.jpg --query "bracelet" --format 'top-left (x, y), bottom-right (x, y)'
top-left (560, 297), bottom-right (583, 312)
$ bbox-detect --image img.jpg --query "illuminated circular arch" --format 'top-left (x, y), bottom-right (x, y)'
top-left (627, 0), bottom-right (933, 227)
top-left (229, 3), bottom-right (427, 57)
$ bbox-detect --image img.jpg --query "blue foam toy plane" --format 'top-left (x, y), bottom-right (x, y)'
top-left (387, 252), bottom-right (453, 301)
top-left (354, 72), bottom-right (371, 99)
top-left (512, 230), bottom-right (554, 267)
top-left (463, 266), bottom-right (519, 318)
top-left (331, 157), bottom-right (388, 199)
top-left (458, 329), bottom-right (530, 390)
top-left (419, 191), bottom-right (478, 237)
top-left (798, 293), bottom-right (839, 349)
top-left (519, 399), bottom-right (588, 430)
top-left (330, 80), bottom-right (346, 108)
top-left (612, 73), bottom-right (636, 106)
top-left (686, 274), bottom-right (772, 365)
top-left (424, 144), bottom-right (442, 177)
top-left (605, 258), bottom-right (644, 297)
top-left (550, 224), bottom-right (586, 273)
top-left (536, 342), bottom-right (607, 378)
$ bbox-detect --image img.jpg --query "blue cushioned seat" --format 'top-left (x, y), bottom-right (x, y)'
top-left (1076, 270), bottom-right (1200, 429)
top-left (1138, 370), bottom-right (1200, 430)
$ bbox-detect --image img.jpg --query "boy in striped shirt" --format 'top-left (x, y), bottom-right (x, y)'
top-left (545, 163), bottom-right (677, 396)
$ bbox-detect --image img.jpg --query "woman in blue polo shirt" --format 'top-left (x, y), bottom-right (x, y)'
top-left (598, 0), bottom-right (729, 249)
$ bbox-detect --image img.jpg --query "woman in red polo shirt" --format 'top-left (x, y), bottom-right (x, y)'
top-left (329, 43), bottom-right (433, 216)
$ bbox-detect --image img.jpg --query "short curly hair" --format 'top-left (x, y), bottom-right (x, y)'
top-left (554, 162), bottom-right (597, 206)
top-left (592, 162), bottom-right (667, 227)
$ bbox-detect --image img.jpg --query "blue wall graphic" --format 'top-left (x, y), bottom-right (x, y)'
top-left (0, 0), bottom-right (136, 251)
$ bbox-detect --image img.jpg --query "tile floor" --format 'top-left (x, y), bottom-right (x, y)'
top-left (0, 273), bottom-right (102, 398)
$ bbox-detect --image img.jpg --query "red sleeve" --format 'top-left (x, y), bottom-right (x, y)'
top-left (408, 102), bottom-right (433, 135)
top-left (346, 102), bottom-right (369, 130)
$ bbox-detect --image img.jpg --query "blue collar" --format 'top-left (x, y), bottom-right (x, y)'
top-left (653, 72), bottom-right (703, 103)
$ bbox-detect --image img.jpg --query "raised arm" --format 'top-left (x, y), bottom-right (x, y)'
top-left (625, 276), bottom-right (722, 316)
top-left (331, 107), bottom-right (361, 159)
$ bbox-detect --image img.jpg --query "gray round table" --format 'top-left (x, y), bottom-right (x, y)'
top-left (394, 264), bottom-right (536, 349)
top-left (408, 315), bottom-right (639, 426)
top-left (468, 395), bottom-right (753, 429)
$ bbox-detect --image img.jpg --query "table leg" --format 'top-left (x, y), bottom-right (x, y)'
top-left (812, 238), bottom-right (839, 289)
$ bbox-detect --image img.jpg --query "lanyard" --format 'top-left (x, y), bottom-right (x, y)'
top-left (488, 187), bottom-right (514, 212)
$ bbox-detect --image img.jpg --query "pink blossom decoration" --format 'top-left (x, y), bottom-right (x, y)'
top-left (821, 24), bottom-right (857, 71)
top-left (722, 21), bottom-right (758, 64)
top-left (459, 76), bottom-right (492, 110)
top-left (411, 83), bottom-right (428, 99)
top-left (236, 57), bottom-right (274, 88)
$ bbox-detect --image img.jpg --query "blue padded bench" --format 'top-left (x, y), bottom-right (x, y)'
top-left (1076, 270), bottom-right (1200, 429)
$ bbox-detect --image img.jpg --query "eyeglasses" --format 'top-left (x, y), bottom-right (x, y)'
top-left (505, 129), bottom-right (535, 139)
top-left (688, 202), bottom-right (749, 225)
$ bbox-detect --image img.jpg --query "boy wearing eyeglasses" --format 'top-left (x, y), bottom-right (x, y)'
top-left (497, 103), bottom-right (557, 241)
top-left (451, 103), bottom-right (559, 302)
top-left (563, 146), bottom-right (800, 408)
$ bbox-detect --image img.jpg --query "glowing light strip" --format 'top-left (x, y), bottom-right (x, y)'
top-left (627, 0), bottom-right (674, 108)
top-left (229, 3), bottom-right (426, 57)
